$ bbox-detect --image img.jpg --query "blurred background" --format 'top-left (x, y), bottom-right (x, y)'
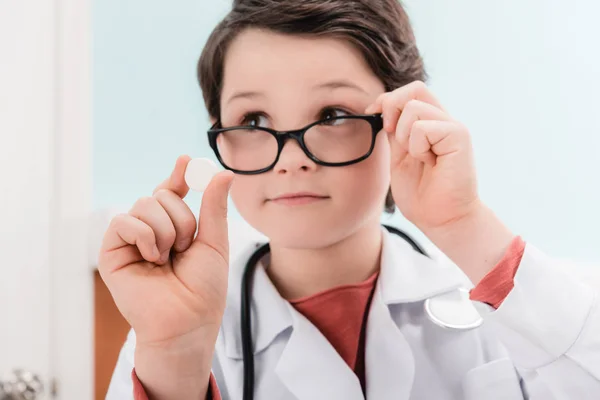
top-left (1, 0), bottom-right (599, 398)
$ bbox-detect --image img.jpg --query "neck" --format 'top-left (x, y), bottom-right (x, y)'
top-left (266, 219), bottom-right (383, 300)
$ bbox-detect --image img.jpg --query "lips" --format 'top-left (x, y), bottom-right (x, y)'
top-left (270, 192), bottom-right (330, 205)
top-left (272, 192), bottom-right (328, 201)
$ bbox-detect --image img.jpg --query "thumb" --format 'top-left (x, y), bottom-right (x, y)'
top-left (194, 170), bottom-right (235, 261)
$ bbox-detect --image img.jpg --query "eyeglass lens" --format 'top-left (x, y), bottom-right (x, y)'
top-left (215, 117), bottom-right (373, 171)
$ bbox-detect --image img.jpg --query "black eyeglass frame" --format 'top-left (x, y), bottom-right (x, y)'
top-left (207, 113), bottom-right (384, 175)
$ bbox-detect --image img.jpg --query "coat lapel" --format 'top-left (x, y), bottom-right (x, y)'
top-left (223, 242), bottom-right (364, 399)
top-left (221, 243), bottom-right (293, 359)
top-left (364, 287), bottom-right (415, 400)
top-left (275, 305), bottom-right (365, 400)
top-left (364, 228), bottom-right (470, 399)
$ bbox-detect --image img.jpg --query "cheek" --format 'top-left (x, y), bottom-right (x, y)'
top-left (370, 131), bottom-right (391, 189)
top-left (338, 131), bottom-right (391, 209)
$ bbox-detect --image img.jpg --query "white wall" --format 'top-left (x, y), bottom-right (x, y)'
top-left (1, 1), bottom-right (93, 398)
top-left (94, 0), bottom-right (600, 263)
top-left (0, 0), bottom-right (54, 381)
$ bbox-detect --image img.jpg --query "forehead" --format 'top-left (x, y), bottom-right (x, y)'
top-left (221, 28), bottom-right (384, 100)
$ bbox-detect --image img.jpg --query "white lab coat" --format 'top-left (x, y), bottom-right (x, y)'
top-left (106, 228), bottom-right (600, 399)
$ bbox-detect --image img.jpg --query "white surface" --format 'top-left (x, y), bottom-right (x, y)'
top-left (0, 0), bottom-right (93, 398)
top-left (49, 0), bottom-right (94, 398)
top-left (185, 157), bottom-right (219, 192)
top-left (0, 0), bottom-right (53, 391)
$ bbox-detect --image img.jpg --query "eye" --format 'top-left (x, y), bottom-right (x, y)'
top-left (321, 108), bottom-right (349, 121)
top-left (241, 112), bottom-right (269, 128)
top-left (320, 108), bottom-right (350, 126)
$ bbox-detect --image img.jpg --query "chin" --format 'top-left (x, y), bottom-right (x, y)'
top-left (268, 227), bottom-right (336, 249)
top-left (236, 196), bottom-right (382, 249)
top-left (256, 211), bottom-right (364, 250)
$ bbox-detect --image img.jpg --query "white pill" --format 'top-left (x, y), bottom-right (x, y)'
top-left (184, 158), bottom-right (220, 192)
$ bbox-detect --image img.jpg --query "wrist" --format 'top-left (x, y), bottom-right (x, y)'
top-left (423, 203), bottom-right (515, 285)
top-left (134, 330), bottom-right (218, 400)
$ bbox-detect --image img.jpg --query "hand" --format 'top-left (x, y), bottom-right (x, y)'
top-left (365, 81), bottom-right (514, 284)
top-left (98, 155), bottom-right (234, 348)
top-left (366, 80), bottom-right (480, 233)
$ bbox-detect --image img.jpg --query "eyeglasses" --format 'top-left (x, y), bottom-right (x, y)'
top-left (207, 114), bottom-right (383, 175)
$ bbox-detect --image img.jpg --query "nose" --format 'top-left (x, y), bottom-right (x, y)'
top-left (273, 137), bottom-right (317, 175)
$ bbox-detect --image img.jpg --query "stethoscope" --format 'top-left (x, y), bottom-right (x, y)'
top-left (240, 225), bottom-right (431, 400)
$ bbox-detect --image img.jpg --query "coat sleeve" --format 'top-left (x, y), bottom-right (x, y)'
top-left (473, 243), bottom-right (600, 399)
top-left (105, 329), bottom-right (136, 400)
top-left (105, 329), bottom-right (223, 400)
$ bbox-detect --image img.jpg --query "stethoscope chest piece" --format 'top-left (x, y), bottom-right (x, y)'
top-left (424, 288), bottom-right (483, 330)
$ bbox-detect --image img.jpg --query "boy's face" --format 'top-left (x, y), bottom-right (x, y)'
top-left (221, 28), bottom-right (390, 248)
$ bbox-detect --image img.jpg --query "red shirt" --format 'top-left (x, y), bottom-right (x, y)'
top-left (132, 236), bottom-right (526, 400)
top-left (289, 270), bottom-right (379, 395)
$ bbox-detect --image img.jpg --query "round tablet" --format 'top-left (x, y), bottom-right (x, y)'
top-left (184, 158), bottom-right (220, 192)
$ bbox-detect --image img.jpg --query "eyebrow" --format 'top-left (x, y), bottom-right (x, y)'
top-left (225, 90), bottom-right (265, 105)
top-left (313, 80), bottom-right (369, 94)
top-left (225, 80), bottom-right (368, 105)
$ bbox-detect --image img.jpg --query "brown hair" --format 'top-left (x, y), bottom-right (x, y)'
top-left (197, 0), bottom-right (427, 213)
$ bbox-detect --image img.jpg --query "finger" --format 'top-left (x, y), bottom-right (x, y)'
top-left (365, 81), bottom-right (446, 134)
top-left (130, 197), bottom-right (177, 264)
top-left (387, 130), bottom-right (409, 167)
top-left (153, 155), bottom-right (192, 198)
top-left (408, 121), bottom-right (438, 167)
top-left (383, 82), bottom-right (446, 133)
top-left (100, 214), bottom-right (160, 269)
top-left (387, 130), bottom-right (426, 197)
top-left (364, 95), bottom-right (384, 114)
top-left (194, 170), bottom-right (235, 262)
top-left (154, 188), bottom-right (197, 253)
top-left (395, 99), bottom-right (451, 146)
top-left (364, 93), bottom-right (386, 115)
top-left (408, 120), bottom-right (465, 166)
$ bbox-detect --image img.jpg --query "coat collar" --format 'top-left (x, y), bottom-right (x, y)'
top-left (221, 227), bottom-right (467, 360)
top-left (378, 226), bottom-right (467, 304)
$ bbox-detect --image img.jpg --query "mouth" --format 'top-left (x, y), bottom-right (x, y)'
top-left (269, 192), bottom-right (330, 206)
